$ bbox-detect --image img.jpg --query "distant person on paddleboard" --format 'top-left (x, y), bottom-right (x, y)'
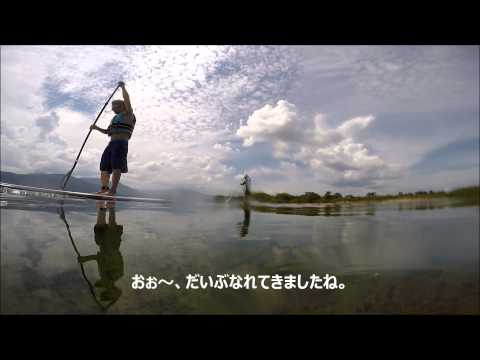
top-left (90, 81), bottom-right (136, 196)
top-left (240, 174), bottom-right (251, 200)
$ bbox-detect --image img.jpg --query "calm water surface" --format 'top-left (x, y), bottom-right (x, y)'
top-left (1, 192), bottom-right (478, 314)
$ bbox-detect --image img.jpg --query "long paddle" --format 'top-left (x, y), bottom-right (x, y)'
top-left (60, 85), bottom-right (120, 190)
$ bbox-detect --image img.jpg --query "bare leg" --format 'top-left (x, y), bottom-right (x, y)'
top-left (97, 206), bottom-right (107, 224)
top-left (108, 207), bottom-right (116, 225)
top-left (109, 169), bottom-right (122, 194)
top-left (96, 171), bottom-right (111, 194)
top-left (101, 171), bottom-right (110, 188)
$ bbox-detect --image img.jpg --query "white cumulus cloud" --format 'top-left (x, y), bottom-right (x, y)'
top-left (236, 100), bottom-right (401, 189)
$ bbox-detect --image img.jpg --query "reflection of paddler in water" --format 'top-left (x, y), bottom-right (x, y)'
top-left (237, 205), bottom-right (251, 237)
top-left (78, 201), bottom-right (125, 304)
top-left (238, 174), bottom-right (252, 237)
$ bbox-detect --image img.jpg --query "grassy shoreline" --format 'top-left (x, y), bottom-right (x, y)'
top-left (215, 185), bottom-right (480, 205)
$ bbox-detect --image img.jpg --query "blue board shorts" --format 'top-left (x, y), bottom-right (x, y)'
top-left (100, 139), bottom-right (129, 173)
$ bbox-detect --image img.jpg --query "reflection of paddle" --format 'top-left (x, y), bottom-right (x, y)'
top-left (57, 206), bottom-right (117, 312)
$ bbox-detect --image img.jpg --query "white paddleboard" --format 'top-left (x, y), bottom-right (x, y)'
top-left (0, 182), bottom-right (167, 203)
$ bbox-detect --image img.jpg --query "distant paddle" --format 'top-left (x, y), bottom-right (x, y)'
top-left (61, 84), bottom-right (120, 190)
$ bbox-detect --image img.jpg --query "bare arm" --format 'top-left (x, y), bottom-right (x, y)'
top-left (90, 124), bottom-right (109, 134)
top-left (119, 82), bottom-right (134, 124)
top-left (121, 86), bottom-right (133, 114)
top-left (78, 254), bottom-right (98, 263)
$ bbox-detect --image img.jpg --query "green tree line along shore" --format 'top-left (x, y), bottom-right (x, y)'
top-left (215, 186), bottom-right (480, 205)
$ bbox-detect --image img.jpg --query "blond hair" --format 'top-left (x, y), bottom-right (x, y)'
top-left (112, 100), bottom-right (125, 107)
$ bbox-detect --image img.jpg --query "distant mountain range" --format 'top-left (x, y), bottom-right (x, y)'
top-left (0, 171), bottom-right (212, 203)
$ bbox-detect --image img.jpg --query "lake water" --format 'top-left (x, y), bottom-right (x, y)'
top-left (1, 192), bottom-right (478, 314)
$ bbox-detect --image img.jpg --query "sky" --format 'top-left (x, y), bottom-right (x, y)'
top-left (1, 45), bottom-right (478, 196)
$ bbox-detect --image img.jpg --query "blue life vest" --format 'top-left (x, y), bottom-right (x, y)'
top-left (107, 112), bottom-right (136, 139)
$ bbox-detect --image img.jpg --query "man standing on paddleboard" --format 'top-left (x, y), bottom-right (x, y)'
top-left (90, 81), bottom-right (136, 196)
top-left (240, 174), bottom-right (251, 200)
